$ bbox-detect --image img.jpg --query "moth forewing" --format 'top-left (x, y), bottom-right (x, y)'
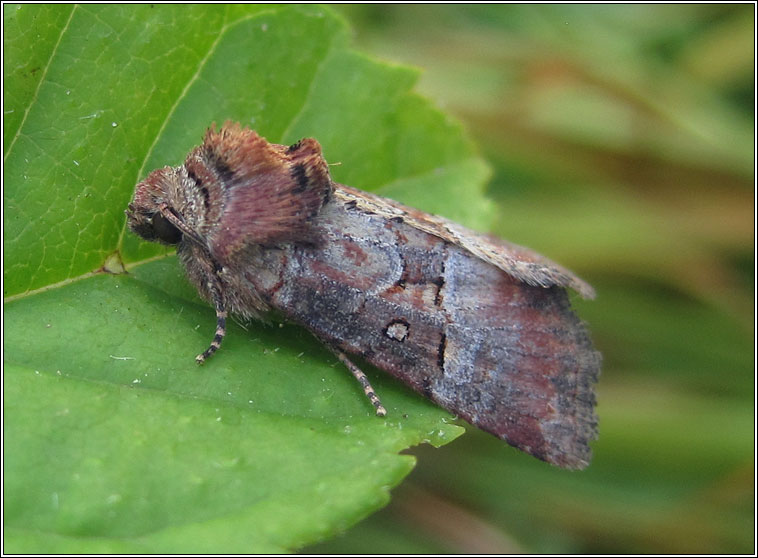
top-left (333, 185), bottom-right (596, 299)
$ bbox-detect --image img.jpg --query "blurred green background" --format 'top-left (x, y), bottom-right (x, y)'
top-left (305, 4), bottom-right (754, 554)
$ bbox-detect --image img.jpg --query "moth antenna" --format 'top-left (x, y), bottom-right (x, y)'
top-left (158, 204), bottom-right (206, 246)
top-left (324, 343), bottom-right (387, 417)
top-left (195, 273), bottom-right (227, 364)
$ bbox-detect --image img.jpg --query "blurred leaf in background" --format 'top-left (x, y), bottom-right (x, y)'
top-left (306, 4), bottom-right (755, 554)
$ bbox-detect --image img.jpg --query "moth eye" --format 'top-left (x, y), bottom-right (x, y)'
top-left (151, 212), bottom-right (183, 244)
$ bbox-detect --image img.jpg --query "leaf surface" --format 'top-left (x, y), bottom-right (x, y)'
top-left (3, 4), bottom-right (493, 552)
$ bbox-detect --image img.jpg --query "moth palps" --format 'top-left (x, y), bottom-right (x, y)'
top-left (126, 122), bottom-right (600, 469)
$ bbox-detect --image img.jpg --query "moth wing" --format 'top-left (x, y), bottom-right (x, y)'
top-left (264, 196), bottom-right (600, 468)
top-left (333, 185), bottom-right (595, 299)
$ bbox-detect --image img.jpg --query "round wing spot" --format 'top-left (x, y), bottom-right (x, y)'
top-left (384, 319), bottom-right (410, 342)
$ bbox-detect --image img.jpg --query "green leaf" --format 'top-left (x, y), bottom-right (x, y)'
top-left (3, 4), bottom-right (492, 553)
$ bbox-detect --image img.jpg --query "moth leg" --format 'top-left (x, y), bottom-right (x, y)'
top-left (195, 273), bottom-right (227, 364)
top-left (160, 202), bottom-right (228, 365)
top-left (324, 344), bottom-right (387, 417)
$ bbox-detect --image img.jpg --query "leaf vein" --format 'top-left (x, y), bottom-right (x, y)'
top-left (3, 4), bottom-right (77, 163)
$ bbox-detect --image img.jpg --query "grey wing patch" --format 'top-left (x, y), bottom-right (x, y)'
top-left (333, 184), bottom-right (595, 299)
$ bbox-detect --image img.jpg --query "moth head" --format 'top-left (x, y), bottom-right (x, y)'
top-left (126, 166), bottom-right (184, 245)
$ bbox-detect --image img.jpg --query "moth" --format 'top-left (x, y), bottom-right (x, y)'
top-left (126, 122), bottom-right (600, 469)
